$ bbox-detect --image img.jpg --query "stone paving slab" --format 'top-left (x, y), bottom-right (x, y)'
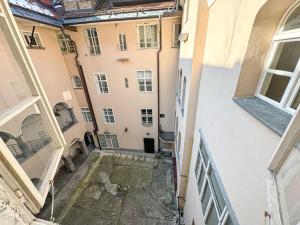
top-left (55, 152), bottom-right (177, 225)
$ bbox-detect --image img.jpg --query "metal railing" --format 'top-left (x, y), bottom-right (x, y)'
top-left (7, 137), bottom-right (52, 162)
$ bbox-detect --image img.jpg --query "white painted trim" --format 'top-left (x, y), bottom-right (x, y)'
top-left (0, 96), bottom-right (40, 127)
top-left (207, 0), bottom-right (217, 8)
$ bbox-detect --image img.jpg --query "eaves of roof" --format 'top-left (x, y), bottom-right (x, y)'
top-left (10, 5), bottom-right (63, 27)
top-left (9, 2), bottom-right (180, 27)
top-left (63, 9), bottom-right (180, 25)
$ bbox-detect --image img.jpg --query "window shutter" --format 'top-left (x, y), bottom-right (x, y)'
top-left (94, 74), bottom-right (101, 94)
top-left (98, 134), bottom-right (107, 148)
top-left (111, 135), bottom-right (119, 148)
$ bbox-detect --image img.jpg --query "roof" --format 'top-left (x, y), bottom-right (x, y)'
top-left (8, 0), bottom-right (179, 27)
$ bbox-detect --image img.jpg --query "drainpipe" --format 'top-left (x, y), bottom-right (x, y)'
top-left (157, 15), bottom-right (162, 151)
top-left (60, 27), bottom-right (101, 149)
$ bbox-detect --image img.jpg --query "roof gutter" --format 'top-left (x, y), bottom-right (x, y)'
top-left (60, 27), bottom-right (101, 149)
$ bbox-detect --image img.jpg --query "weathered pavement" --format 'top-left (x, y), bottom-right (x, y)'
top-left (54, 151), bottom-right (177, 225)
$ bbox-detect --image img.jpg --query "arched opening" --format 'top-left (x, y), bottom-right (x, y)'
top-left (21, 114), bottom-right (52, 154)
top-left (235, 0), bottom-right (296, 98)
top-left (0, 131), bottom-right (25, 161)
top-left (84, 131), bottom-right (95, 150)
top-left (53, 102), bottom-right (77, 132)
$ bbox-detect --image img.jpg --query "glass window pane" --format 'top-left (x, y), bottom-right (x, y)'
top-left (225, 216), bottom-right (233, 225)
top-left (291, 88), bottom-right (300, 110)
top-left (206, 203), bottom-right (219, 225)
top-left (197, 166), bottom-right (205, 194)
top-left (259, 73), bottom-right (290, 103)
top-left (195, 152), bottom-right (201, 175)
top-left (210, 169), bottom-right (226, 214)
top-left (200, 140), bottom-right (209, 166)
top-left (284, 5), bottom-right (300, 31)
top-left (0, 28), bottom-right (32, 114)
top-left (270, 42), bottom-right (300, 72)
top-left (277, 146), bottom-right (300, 225)
top-left (0, 104), bottom-right (59, 191)
top-left (201, 181), bottom-right (211, 212)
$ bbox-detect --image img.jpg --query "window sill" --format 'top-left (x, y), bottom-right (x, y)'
top-left (27, 46), bottom-right (45, 50)
top-left (233, 96), bottom-right (292, 136)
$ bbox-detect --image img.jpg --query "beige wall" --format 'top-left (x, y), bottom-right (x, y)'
top-left (183, 0), bottom-right (297, 225)
top-left (17, 23), bottom-right (90, 154)
top-left (175, 0), bottom-right (208, 206)
top-left (62, 16), bottom-right (180, 151)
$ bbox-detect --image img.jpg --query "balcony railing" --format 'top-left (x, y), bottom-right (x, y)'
top-left (7, 137), bottom-right (52, 162)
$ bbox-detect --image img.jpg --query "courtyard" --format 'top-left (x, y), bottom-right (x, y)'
top-left (40, 151), bottom-right (177, 225)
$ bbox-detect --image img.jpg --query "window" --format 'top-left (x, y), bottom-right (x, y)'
top-left (257, 4), bottom-right (300, 113)
top-left (276, 145), bottom-right (300, 225)
top-left (185, 0), bottom-right (190, 23)
top-left (125, 78), bottom-right (129, 88)
top-left (195, 136), bottom-right (235, 225)
top-left (178, 69), bottom-right (183, 103)
top-left (80, 107), bottom-right (92, 122)
top-left (0, 1), bottom-right (65, 209)
top-left (57, 33), bottom-right (75, 54)
top-left (137, 24), bottom-right (158, 48)
top-left (85, 28), bottom-right (100, 55)
top-left (94, 73), bottom-right (109, 94)
top-left (103, 108), bottom-right (115, 123)
top-left (23, 32), bottom-right (43, 48)
top-left (172, 24), bottom-right (181, 48)
top-left (137, 70), bottom-right (152, 92)
top-left (181, 77), bottom-right (187, 115)
top-left (98, 132), bottom-right (119, 148)
top-left (72, 76), bottom-right (83, 88)
top-left (118, 33), bottom-right (127, 51)
top-left (141, 109), bottom-right (153, 126)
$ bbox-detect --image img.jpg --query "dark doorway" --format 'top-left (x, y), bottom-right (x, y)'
top-left (84, 132), bottom-right (95, 150)
top-left (143, 138), bottom-right (155, 153)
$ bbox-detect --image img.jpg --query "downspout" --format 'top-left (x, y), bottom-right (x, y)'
top-left (157, 15), bottom-right (162, 151)
top-left (60, 27), bottom-right (101, 149)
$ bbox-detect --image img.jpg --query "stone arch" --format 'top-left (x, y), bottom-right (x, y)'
top-left (53, 102), bottom-right (77, 132)
top-left (20, 113), bottom-right (52, 153)
top-left (0, 131), bottom-right (27, 160)
top-left (234, 0), bottom-right (297, 97)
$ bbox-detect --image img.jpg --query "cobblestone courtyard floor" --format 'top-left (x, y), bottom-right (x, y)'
top-left (51, 151), bottom-right (177, 225)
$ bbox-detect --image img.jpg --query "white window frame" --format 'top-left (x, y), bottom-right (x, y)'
top-left (141, 108), bottom-right (153, 126)
top-left (98, 132), bottom-right (119, 149)
top-left (172, 23), bottom-right (181, 48)
top-left (72, 75), bottom-right (83, 89)
top-left (118, 33), bottom-right (127, 51)
top-left (22, 31), bottom-right (43, 48)
top-left (103, 108), bottom-right (115, 124)
top-left (85, 28), bottom-right (101, 55)
top-left (256, 2), bottom-right (300, 114)
top-left (80, 107), bottom-right (92, 122)
top-left (57, 33), bottom-right (75, 54)
top-left (137, 70), bottom-right (152, 92)
top-left (194, 134), bottom-right (236, 225)
top-left (94, 73), bottom-right (109, 94)
top-left (0, 0), bottom-right (65, 213)
top-left (265, 3), bottom-right (300, 225)
top-left (137, 23), bottom-right (159, 49)
top-left (184, 0), bottom-right (190, 23)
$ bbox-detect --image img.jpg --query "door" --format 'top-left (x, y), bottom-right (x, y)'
top-left (144, 138), bottom-right (155, 153)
